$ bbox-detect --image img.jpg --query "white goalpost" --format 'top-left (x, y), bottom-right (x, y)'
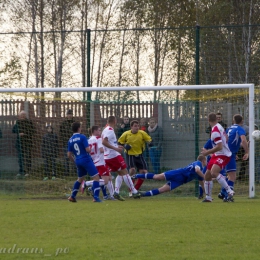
top-left (0, 83), bottom-right (255, 198)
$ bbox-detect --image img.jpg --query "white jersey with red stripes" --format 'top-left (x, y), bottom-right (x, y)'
top-left (88, 135), bottom-right (105, 166)
top-left (211, 123), bottom-right (231, 157)
top-left (101, 125), bottom-right (120, 159)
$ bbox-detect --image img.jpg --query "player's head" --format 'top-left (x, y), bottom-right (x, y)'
top-left (208, 113), bottom-right (217, 124)
top-left (197, 154), bottom-right (207, 166)
top-left (130, 120), bottom-right (139, 133)
top-left (18, 110), bottom-right (27, 120)
top-left (72, 122), bottom-right (81, 133)
top-left (66, 109), bottom-right (73, 119)
top-left (107, 116), bottom-right (117, 126)
top-left (216, 112), bottom-right (223, 122)
top-left (90, 125), bottom-right (101, 136)
top-left (233, 114), bottom-right (243, 125)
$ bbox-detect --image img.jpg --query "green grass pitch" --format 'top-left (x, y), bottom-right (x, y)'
top-left (1, 195), bottom-right (260, 260)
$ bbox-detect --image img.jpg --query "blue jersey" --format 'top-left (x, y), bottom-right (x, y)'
top-left (164, 160), bottom-right (203, 185)
top-left (226, 125), bottom-right (246, 154)
top-left (68, 133), bottom-right (92, 161)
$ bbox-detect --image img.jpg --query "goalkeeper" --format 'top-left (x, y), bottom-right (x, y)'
top-left (118, 120), bottom-right (152, 194)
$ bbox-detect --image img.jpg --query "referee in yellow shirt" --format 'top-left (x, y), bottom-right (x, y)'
top-left (118, 120), bottom-right (152, 194)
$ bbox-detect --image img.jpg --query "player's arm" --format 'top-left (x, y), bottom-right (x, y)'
top-left (67, 151), bottom-right (75, 162)
top-left (201, 142), bottom-right (222, 156)
top-left (195, 166), bottom-right (204, 179)
top-left (102, 137), bottom-right (123, 153)
top-left (85, 147), bottom-right (91, 153)
top-left (240, 135), bottom-right (249, 160)
top-left (117, 132), bottom-right (126, 145)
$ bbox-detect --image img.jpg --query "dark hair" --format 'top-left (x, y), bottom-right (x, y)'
top-left (130, 120), bottom-right (139, 127)
top-left (90, 125), bottom-right (100, 135)
top-left (233, 114), bottom-right (243, 124)
top-left (67, 109), bottom-right (73, 115)
top-left (72, 122), bottom-right (81, 133)
top-left (216, 112), bottom-right (222, 116)
top-left (208, 113), bottom-right (217, 123)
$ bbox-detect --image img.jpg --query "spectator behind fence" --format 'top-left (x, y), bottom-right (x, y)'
top-left (59, 109), bottom-right (76, 176)
top-left (12, 110), bottom-right (36, 177)
top-left (117, 116), bottom-right (130, 138)
top-left (148, 117), bottom-right (163, 174)
top-left (41, 125), bottom-right (59, 181)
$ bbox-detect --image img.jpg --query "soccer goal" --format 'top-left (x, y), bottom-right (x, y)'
top-left (0, 84), bottom-right (256, 198)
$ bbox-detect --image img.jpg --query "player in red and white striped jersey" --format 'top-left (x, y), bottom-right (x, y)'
top-left (201, 112), bottom-right (234, 202)
top-left (101, 116), bottom-right (142, 201)
top-left (81, 126), bottom-right (115, 200)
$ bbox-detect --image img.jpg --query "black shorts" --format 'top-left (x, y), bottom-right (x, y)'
top-left (125, 154), bottom-right (148, 170)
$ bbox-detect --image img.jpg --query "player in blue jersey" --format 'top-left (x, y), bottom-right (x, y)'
top-left (219, 114), bottom-right (249, 202)
top-left (132, 155), bottom-right (206, 197)
top-left (67, 122), bottom-right (102, 203)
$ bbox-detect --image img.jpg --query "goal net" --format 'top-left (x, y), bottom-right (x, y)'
top-left (0, 84), bottom-right (256, 199)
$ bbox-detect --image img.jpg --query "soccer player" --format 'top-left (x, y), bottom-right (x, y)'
top-left (198, 139), bottom-right (227, 200)
top-left (219, 114), bottom-right (249, 201)
top-left (81, 125), bottom-right (116, 200)
top-left (67, 122), bottom-right (102, 203)
top-left (132, 155), bottom-right (206, 197)
top-left (201, 112), bottom-right (234, 202)
top-left (102, 116), bottom-right (142, 201)
top-left (118, 120), bottom-right (152, 196)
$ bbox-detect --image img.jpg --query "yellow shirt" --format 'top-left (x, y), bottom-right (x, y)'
top-left (118, 130), bottom-right (152, 155)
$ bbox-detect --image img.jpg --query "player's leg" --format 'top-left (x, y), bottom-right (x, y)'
top-left (141, 180), bottom-right (178, 197)
top-left (105, 174), bottom-right (116, 199)
top-left (68, 165), bottom-right (85, 202)
top-left (133, 172), bottom-right (165, 180)
top-left (203, 169), bottom-right (213, 202)
top-left (211, 164), bottom-right (234, 198)
top-left (198, 180), bottom-right (204, 199)
top-left (134, 155), bottom-right (148, 190)
top-left (141, 184), bottom-right (170, 197)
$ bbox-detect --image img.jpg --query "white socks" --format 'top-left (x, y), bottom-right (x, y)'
top-left (204, 180), bottom-right (213, 200)
top-left (123, 174), bottom-right (138, 194)
top-left (115, 175), bottom-right (123, 193)
top-left (216, 174), bottom-right (231, 193)
top-left (85, 179), bottom-right (105, 187)
top-left (107, 180), bottom-right (115, 196)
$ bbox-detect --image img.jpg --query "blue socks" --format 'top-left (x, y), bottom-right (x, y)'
top-left (101, 185), bottom-right (108, 197)
top-left (199, 185), bottom-right (204, 197)
top-left (71, 180), bottom-right (81, 198)
top-left (136, 173), bottom-right (155, 179)
top-left (143, 189), bottom-right (160, 197)
top-left (92, 180), bottom-right (101, 198)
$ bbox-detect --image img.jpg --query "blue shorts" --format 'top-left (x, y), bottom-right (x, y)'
top-left (164, 169), bottom-right (186, 190)
top-left (76, 158), bottom-right (98, 178)
top-left (226, 153), bottom-right (237, 173)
